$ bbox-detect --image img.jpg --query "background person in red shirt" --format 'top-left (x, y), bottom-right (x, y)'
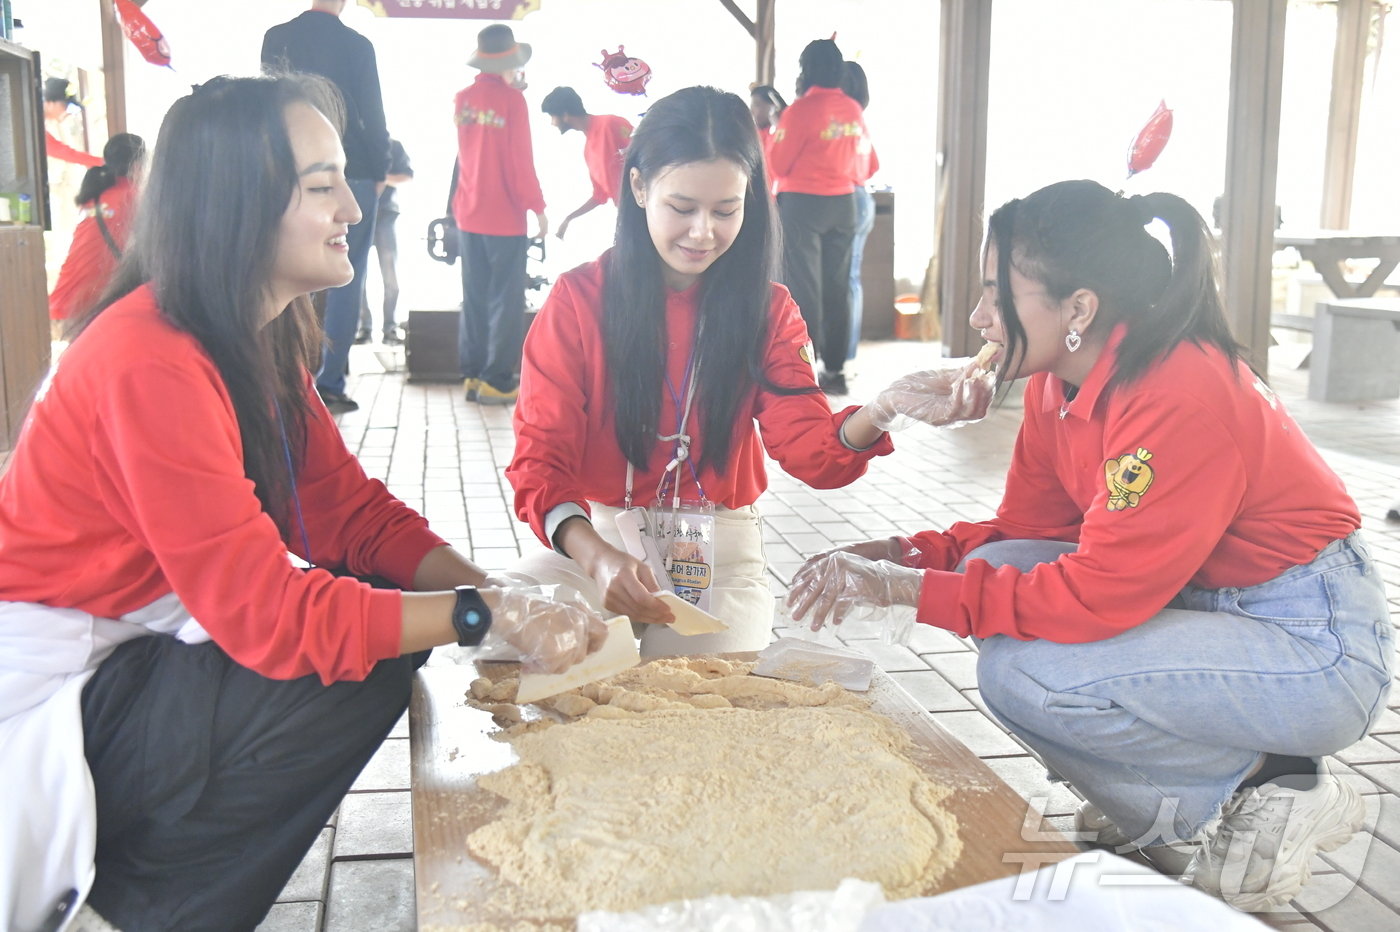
top-left (748, 83), bottom-right (787, 170)
top-left (42, 76), bottom-right (102, 169)
top-left (539, 86), bottom-right (632, 240)
top-left (768, 38), bottom-right (878, 397)
top-left (48, 132), bottom-right (146, 329)
top-left (452, 24), bottom-right (548, 406)
top-left (506, 85), bottom-right (994, 659)
top-left (788, 179), bottom-right (1391, 912)
top-left (0, 73), bottom-right (603, 932)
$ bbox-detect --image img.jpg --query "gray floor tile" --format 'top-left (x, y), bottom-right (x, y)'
top-left (350, 737), bottom-right (410, 792)
top-left (980, 756), bottom-right (1082, 817)
top-left (841, 638), bottom-right (929, 672)
top-left (255, 900), bottom-right (322, 932)
top-left (276, 826), bottom-right (333, 903)
top-left (886, 669), bottom-right (974, 712)
top-left (1292, 867), bottom-right (1397, 929)
top-left (333, 791), bottom-right (413, 859)
top-left (324, 859), bottom-right (415, 932)
top-left (927, 710), bottom-right (1023, 758)
top-left (925, 651), bottom-right (980, 691)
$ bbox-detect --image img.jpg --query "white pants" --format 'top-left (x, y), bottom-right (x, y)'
top-left (510, 502), bottom-right (775, 657)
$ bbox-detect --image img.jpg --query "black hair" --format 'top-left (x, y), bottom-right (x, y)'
top-left (540, 85), bottom-right (586, 118)
top-left (985, 179), bottom-right (1241, 393)
top-left (43, 76), bottom-right (75, 104)
top-left (841, 61), bottom-right (869, 110)
top-left (604, 85), bottom-right (809, 473)
top-left (796, 39), bottom-right (844, 96)
top-left (74, 133), bottom-right (145, 206)
top-left (72, 73), bottom-right (343, 527)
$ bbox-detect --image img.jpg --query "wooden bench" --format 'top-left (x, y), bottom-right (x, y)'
top-left (1309, 298), bottom-right (1400, 402)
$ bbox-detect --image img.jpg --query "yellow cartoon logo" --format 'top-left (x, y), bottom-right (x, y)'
top-left (799, 343), bottom-right (813, 365)
top-left (1104, 447), bottom-right (1155, 511)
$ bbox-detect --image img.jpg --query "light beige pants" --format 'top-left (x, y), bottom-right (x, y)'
top-left (509, 502), bottom-right (774, 658)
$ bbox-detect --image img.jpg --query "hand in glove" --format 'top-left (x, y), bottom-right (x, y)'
top-left (800, 536), bottom-right (924, 569)
top-left (865, 357), bottom-right (996, 433)
top-left (785, 551), bottom-right (924, 635)
top-left (484, 587), bottom-right (610, 674)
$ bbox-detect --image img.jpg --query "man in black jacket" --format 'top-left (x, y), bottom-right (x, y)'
top-left (262, 0), bottom-right (390, 413)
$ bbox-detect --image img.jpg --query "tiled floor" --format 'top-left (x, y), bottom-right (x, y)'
top-left (244, 337), bottom-right (1400, 931)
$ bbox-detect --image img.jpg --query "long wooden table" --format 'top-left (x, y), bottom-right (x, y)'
top-left (410, 658), bottom-right (1079, 930)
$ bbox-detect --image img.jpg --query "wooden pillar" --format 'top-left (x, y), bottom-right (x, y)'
top-left (717, 0), bottom-right (775, 88)
top-left (1221, 0), bottom-right (1287, 377)
top-left (935, 0), bottom-right (992, 357)
top-left (99, 0), bottom-right (125, 135)
top-left (1319, 0), bottom-right (1373, 230)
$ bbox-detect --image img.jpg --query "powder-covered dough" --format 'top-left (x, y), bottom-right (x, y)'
top-left (464, 657), bottom-right (961, 918)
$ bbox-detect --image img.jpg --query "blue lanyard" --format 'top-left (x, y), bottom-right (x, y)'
top-left (275, 399), bottom-right (314, 566)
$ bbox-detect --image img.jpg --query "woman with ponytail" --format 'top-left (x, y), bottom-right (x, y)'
top-left (48, 133), bottom-right (146, 325)
top-left (788, 179), bottom-right (1391, 912)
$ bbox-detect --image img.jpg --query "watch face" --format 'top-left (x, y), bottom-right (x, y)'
top-left (461, 606), bottom-right (486, 630)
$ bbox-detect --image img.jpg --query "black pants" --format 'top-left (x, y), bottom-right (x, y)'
top-left (458, 230), bottom-right (528, 391)
top-left (777, 191), bottom-right (857, 374)
top-left (80, 636), bottom-right (427, 931)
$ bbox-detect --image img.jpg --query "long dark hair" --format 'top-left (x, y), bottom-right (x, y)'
top-left (841, 61), bottom-right (869, 110)
top-left (74, 132), bottom-right (145, 206)
top-left (604, 85), bottom-right (803, 473)
top-left (795, 38), bottom-right (844, 97)
top-left (72, 74), bottom-right (339, 526)
top-left (985, 179), bottom-right (1241, 392)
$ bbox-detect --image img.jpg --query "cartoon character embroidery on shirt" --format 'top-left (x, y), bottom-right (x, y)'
top-left (1104, 447), bottom-right (1155, 511)
top-left (799, 343), bottom-right (813, 365)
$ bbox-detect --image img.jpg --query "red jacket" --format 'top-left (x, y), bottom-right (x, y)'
top-left (508, 254), bottom-right (894, 544)
top-left (48, 176), bottom-right (138, 321)
top-left (768, 87), bottom-right (878, 196)
top-left (905, 329), bottom-right (1360, 643)
top-left (582, 113), bottom-right (632, 206)
top-left (0, 286), bottom-right (445, 683)
top-left (452, 73), bottom-right (546, 236)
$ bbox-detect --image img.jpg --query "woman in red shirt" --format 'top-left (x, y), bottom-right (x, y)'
top-left (48, 133), bottom-right (146, 326)
top-left (507, 85), bottom-right (993, 660)
top-left (788, 180), bottom-right (1392, 911)
top-left (0, 73), bottom-right (604, 932)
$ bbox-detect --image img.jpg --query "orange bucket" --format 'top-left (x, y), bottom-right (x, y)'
top-left (894, 293), bottom-right (922, 340)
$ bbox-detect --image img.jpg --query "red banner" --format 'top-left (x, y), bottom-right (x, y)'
top-left (357, 0), bottom-right (540, 19)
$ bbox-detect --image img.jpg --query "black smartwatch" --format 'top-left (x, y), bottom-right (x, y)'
top-left (451, 585), bottom-right (492, 647)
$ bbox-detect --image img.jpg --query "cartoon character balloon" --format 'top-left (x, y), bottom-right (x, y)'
top-left (114, 0), bottom-right (173, 68)
top-left (1127, 100), bottom-right (1173, 178)
top-left (596, 46), bottom-right (652, 96)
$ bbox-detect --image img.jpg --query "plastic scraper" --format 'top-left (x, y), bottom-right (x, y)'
top-left (515, 615), bottom-right (640, 703)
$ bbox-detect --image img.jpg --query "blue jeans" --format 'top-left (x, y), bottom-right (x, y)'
top-left (847, 186), bottom-right (875, 360)
top-left (969, 533), bottom-right (1393, 845)
top-left (315, 178), bottom-right (379, 395)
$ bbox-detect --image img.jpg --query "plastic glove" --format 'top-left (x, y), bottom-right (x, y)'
top-left (785, 551), bottom-right (924, 639)
top-left (865, 358), bottom-right (996, 432)
top-left (801, 536), bottom-right (924, 569)
top-left (585, 543), bottom-right (673, 625)
top-left (481, 587), bottom-right (610, 675)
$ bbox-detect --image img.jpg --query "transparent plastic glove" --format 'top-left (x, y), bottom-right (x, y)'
top-left (801, 536), bottom-right (924, 569)
top-left (785, 551), bottom-right (923, 643)
top-left (865, 357), bottom-right (996, 432)
top-left (480, 587), bottom-right (610, 675)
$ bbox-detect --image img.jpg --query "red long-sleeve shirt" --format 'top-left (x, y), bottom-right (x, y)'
top-left (48, 177), bottom-right (137, 321)
top-left (508, 255), bottom-right (894, 544)
top-left (0, 286), bottom-right (446, 683)
top-left (452, 73), bottom-right (546, 236)
top-left (582, 113), bottom-right (632, 206)
top-left (768, 86), bottom-right (878, 196)
top-left (45, 130), bottom-right (102, 169)
top-left (903, 330), bottom-right (1360, 643)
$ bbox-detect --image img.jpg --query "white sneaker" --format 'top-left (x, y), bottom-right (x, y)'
top-left (1190, 773), bottom-right (1364, 911)
top-left (1074, 799), bottom-right (1198, 876)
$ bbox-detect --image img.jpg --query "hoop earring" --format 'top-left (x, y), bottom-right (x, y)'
top-left (1065, 329), bottom-right (1082, 353)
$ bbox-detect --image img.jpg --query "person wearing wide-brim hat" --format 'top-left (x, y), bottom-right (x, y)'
top-left (468, 23), bottom-right (532, 74)
top-left (451, 24), bottom-right (548, 406)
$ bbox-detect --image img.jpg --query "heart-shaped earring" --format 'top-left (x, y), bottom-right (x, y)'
top-left (1065, 329), bottom-right (1082, 353)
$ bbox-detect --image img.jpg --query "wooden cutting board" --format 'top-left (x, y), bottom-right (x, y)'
top-left (409, 656), bottom-right (1079, 930)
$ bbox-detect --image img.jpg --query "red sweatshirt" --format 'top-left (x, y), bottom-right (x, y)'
top-left (768, 86), bottom-right (878, 196)
top-left (508, 254), bottom-right (894, 544)
top-left (0, 286), bottom-right (446, 683)
top-left (48, 177), bottom-right (137, 321)
top-left (452, 73), bottom-right (546, 236)
top-left (582, 113), bottom-right (632, 206)
top-left (903, 330), bottom-right (1360, 643)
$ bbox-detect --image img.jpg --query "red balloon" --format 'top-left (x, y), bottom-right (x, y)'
top-left (1127, 100), bottom-right (1173, 177)
top-left (114, 0), bottom-right (173, 68)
